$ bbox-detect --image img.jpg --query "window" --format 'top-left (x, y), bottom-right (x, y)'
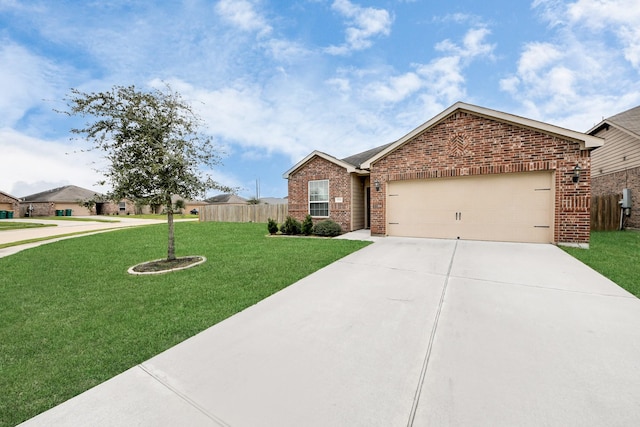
top-left (309, 180), bottom-right (329, 217)
top-left (119, 201), bottom-right (126, 211)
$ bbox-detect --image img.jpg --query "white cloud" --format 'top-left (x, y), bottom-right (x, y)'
top-left (366, 72), bottom-right (423, 103)
top-left (502, 0), bottom-right (640, 129)
top-left (215, 0), bottom-right (272, 37)
top-left (0, 128), bottom-right (106, 196)
top-left (264, 38), bottom-right (311, 62)
top-left (326, 0), bottom-right (393, 55)
top-left (436, 27), bottom-right (495, 60)
top-left (0, 42), bottom-right (61, 128)
top-left (361, 26), bottom-right (494, 108)
top-left (565, 0), bottom-right (640, 68)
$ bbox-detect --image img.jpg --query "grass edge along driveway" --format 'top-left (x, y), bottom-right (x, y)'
top-left (0, 222), bottom-right (370, 427)
top-left (562, 230), bottom-right (640, 298)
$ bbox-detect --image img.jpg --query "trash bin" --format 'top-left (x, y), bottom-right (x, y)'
top-left (65, 209), bottom-right (72, 216)
top-left (0, 211), bottom-right (6, 219)
top-left (55, 210), bottom-right (63, 216)
top-left (7, 211), bottom-right (14, 219)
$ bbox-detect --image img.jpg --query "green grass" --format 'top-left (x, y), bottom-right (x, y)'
top-left (0, 221), bottom-right (57, 230)
top-left (0, 222), bottom-right (370, 426)
top-left (0, 229), bottom-right (125, 250)
top-left (563, 230), bottom-right (640, 297)
top-left (126, 213), bottom-right (199, 220)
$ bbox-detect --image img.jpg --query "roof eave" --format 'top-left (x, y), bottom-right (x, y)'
top-left (588, 119), bottom-right (640, 141)
top-left (361, 102), bottom-right (604, 168)
top-left (283, 151), bottom-right (357, 179)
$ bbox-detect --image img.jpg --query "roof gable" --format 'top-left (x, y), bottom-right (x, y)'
top-left (282, 151), bottom-right (358, 179)
top-left (588, 105), bottom-right (640, 140)
top-left (22, 185), bottom-right (102, 202)
top-left (0, 190), bottom-right (19, 201)
top-left (361, 102), bottom-right (603, 169)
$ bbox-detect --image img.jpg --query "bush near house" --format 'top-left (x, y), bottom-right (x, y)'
top-left (280, 216), bottom-right (302, 235)
top-left (267, 218), bottom-right (279, 235)
top-left (302, 214), bottom-right (314, 235)
top-left (269, 216), bottom-right (343, 237)
top-left (313, 219), bottom-right (342, 237)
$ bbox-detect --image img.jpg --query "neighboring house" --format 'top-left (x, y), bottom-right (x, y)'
top-left (0, 191), bottom-right (20, 217)
top-left (588, 105), bottom-right (640, 229)
top-left (257, 197), bottom-right (288, 205)
top-left (284, 102), bottom-right (603, 246)
top-left (206, 194), bottom-right (248, 205)
top-left (170, 195), bottom-right (209, 214)
top-left (20, 185), bottom-right (135, 216)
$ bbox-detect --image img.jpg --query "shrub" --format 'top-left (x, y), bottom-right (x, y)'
top-left (280, 216), bottom-right (302, 235)
top-left (302, 214), bottom-right (314, 235)
top-left (313, 219), bottom-right (342, 237)
top-left (267, 218), bottom-right (279, 235)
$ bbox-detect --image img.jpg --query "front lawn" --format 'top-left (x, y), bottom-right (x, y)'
top-left (126, 213), bottom-right (199, 220)
top-left (0, 222), bottom-right (370, 426)
top-left (563, 230), bottom-right (640, 297)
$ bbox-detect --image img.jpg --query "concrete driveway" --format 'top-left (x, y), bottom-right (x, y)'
top-left (18, 236), bottom-right (640, 426)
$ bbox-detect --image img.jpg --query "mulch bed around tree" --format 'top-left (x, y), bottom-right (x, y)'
top-left (129, 256), bottom-right (206, 274)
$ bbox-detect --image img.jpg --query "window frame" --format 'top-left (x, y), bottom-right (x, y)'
top-left (308, 179), bottom-right (329, 218)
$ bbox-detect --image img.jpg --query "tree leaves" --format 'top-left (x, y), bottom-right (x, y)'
top-left (61, 84), bottom-right (236, 259)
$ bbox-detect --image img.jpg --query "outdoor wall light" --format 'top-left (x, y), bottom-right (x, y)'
top-left (572, 164), bottom-right (581, 183)
top-left (374, 179), bottom-right (381, 191)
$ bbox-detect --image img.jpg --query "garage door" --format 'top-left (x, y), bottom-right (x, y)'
top-left (386, 171), bottom-right (554, 243)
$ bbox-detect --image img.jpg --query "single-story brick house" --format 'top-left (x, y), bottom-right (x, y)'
top-left (20, 185), bottom-right (136, 216)
top-left (284, 102), bottom-right (603, 246)
top-left (588, 105), bottom-right (639, 229)
top-left (0, 191), bottom-right (20, 217)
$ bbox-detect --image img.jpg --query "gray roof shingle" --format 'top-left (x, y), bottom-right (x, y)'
top-left (606, 105), bottom-right (640, 137)
top-left (21, 185), bottom-right (102, 202)
top-left (341, 142), bottom-right (394, 168)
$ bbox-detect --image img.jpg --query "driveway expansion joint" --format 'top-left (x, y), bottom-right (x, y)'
top-left (138, 364), bottom-right (230, 427)
top-left (451, 274), bottom-right (638, 299)
top-left (406, 239), bottom-right (458, 426)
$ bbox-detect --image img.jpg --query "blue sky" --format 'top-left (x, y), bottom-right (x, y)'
top-left (2, 0), bottom-right (640, 199)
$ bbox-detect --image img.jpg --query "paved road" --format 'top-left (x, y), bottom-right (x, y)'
top-left (0, 216), bottom-right (176, 258)
top-left (17, 235), bottom-right (640, 426)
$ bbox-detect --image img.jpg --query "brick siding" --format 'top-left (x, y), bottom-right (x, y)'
top-left (370, 111), bottom-right (592, 244)
top-left (0, 193), bottom-right (20, 216)
top-left (287, 156), bottom-right (353, 232)
top-left (592, 166), bottom-right (640, 229)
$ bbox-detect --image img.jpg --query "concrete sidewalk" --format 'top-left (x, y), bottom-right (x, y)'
top-left (0, 217), bottom-right (172, 258)
top-left (18, 236), bottom-right (640, 426)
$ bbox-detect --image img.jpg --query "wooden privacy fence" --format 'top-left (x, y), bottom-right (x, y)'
top-left (591, 194), bottom-right (621, 231)
top-left (200, 204), bottom-right (288, 224)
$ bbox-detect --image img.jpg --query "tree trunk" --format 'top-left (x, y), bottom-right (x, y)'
top-left (167, 201), bottom-right (176, 261)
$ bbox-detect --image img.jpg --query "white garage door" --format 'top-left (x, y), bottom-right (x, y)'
top-left (386, 171), bottom-right (554, 243)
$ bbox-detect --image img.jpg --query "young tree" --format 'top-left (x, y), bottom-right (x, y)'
top-left (62, 84), bottom-right (234, 260)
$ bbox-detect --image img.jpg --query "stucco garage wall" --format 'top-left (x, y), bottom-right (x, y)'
top-left (370, 111), bottom-right (591, 244)
top-left (288, 156), bottom-right (353, 232)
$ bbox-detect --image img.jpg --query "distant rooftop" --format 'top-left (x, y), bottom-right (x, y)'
top-left (21, 185), bottom-right (102, 202)
top-left (206, 194), bottom-right (248, 204)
